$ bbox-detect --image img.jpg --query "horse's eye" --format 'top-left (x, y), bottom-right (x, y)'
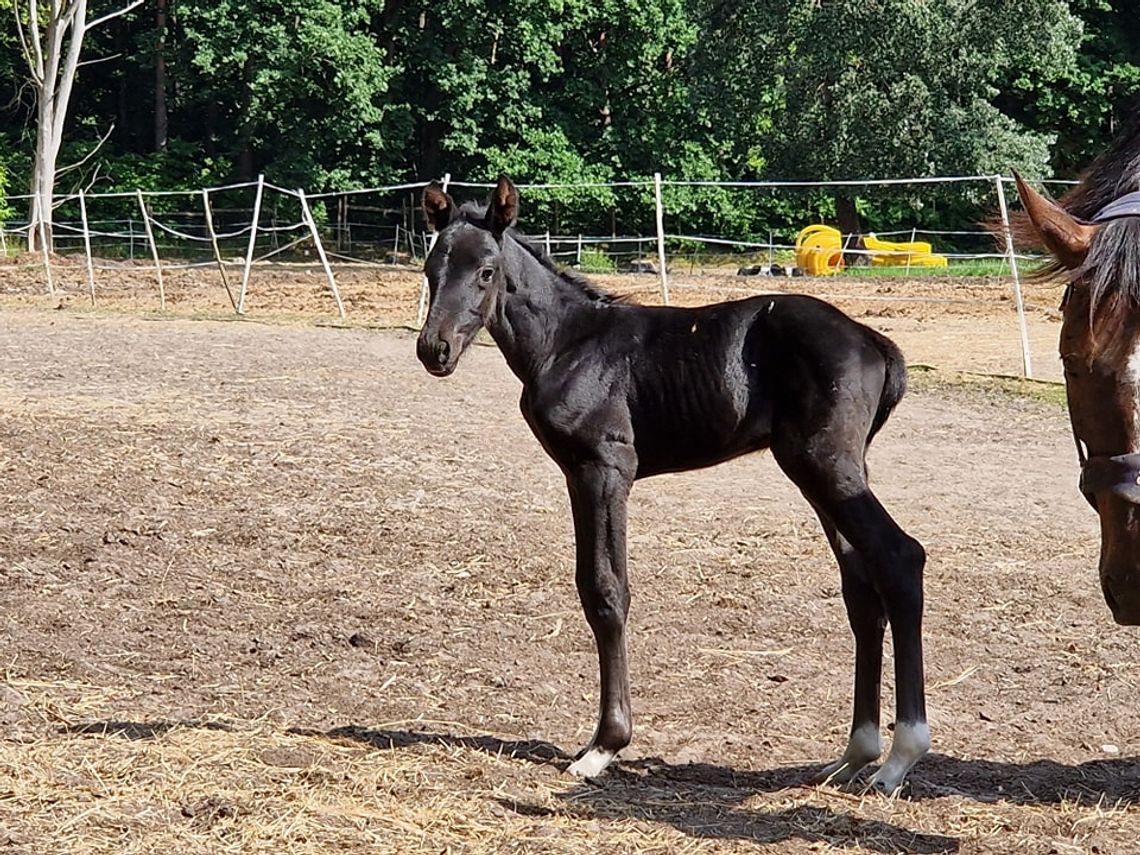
top-left (479, 266), bottom-right (495, 283)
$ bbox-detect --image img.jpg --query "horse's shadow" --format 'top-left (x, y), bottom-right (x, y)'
top-left (308, 726), bottom-right (958, 851)
top-left (321, 725), bottom-right (1140, 806)
top-left (66, 719), bottom-right (1140, 853)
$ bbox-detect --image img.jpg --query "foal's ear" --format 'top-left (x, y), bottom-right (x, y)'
top-left (423, 182), bottom-right (457, 233)
top-left (1013, 171), bottom-right (1097, 269)
top-left (487, 175), bottom-right (519, 239)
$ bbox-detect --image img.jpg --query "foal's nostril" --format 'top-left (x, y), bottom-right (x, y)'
top-left (435, 340), bottom-right (451, 364)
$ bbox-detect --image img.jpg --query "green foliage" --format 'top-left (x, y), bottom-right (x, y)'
top-left (696, 0), bottom-right (1083, 182)
top-left (0, 0), bottom-right (1134, 243)
top-left (0, 160), bottom-right (12, 233)
top-left (578, 247), bottom-right (616, 273)
top-left (176, 0), bottom-right (398, 189)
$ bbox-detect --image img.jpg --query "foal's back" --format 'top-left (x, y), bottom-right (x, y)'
top-left (580, 293), bottom-right (902, 478)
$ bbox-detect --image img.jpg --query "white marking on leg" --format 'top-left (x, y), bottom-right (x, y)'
top-left (868, 721), bottom-right (930, 794)
top-left (568, 746), bottom-right (617, 778)
top-left (815, 721), bottom-right (881, 785)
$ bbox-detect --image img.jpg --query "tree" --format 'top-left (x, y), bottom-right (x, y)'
top-left (13, 0), bottom-right (144, 250)
top-left (998, 0), bottom-right (1140, 176)
top-left (695, 0), bottom-right (1084, 240)
top-left (174, 0), bottom-right (398, 189)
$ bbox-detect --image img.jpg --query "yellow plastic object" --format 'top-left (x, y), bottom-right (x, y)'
top-left (863, 233), bottom-right (948, 268)
top-left (795, 224), bottom-right (845, 276)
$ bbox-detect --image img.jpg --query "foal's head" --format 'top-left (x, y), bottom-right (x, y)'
top-left (416, 176), bottom-right (519, 376)
top-left (1014, 155), bottom-right (1140, 624)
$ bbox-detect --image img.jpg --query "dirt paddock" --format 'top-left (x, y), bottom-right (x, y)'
top-left (0, 278), bottom-right (1137, 852)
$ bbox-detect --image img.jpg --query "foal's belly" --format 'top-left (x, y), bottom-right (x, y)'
top-left (631, 409), bottom-right (773, 478)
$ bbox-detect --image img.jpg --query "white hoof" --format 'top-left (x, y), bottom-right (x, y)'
top-left (568, 746), bottom-right (617, 778)
top-left (867, 721), bottom-right (930, 795)
top-left (814, 722), bottom-right (881, 785)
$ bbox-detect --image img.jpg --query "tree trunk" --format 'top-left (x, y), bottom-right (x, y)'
top-left (835, 193), bottom-right (866, 267)
top-left (155, 0), bottom-right (168, 151)
top-left (18, 0), bottom-right (146, 250)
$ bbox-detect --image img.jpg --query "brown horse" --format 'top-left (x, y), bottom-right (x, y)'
top-left (1012, 122), bottom-right (1140, 625)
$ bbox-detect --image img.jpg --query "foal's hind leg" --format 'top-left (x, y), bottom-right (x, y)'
top-left (773, 441), bottom-right (928, 794)
top-left (564, 459), bottom-right (635, 778)
top-left (811, 515), bottom-right (887, 785)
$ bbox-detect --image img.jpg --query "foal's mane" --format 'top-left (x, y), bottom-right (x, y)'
top-left (1010, 117), bottom-right (1140, 351)
top-left (457, 202), bottom-right (625, 304)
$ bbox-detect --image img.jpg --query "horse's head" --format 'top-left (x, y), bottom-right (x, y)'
top-left (1015, 173), bottom-right (1140, 624)
top-left (416, 176), bottom-right (519, 377)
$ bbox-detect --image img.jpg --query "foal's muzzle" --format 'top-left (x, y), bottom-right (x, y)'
top-left (417, 332), bottom-right (459, 377)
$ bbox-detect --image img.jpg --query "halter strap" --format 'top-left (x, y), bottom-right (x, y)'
top-left (1091, 189), bottom-right (1140, 223)
top-left (1062, 191), bottom-right (1140, 506)
top-left (1081, 453), bottom-right (1140, 504)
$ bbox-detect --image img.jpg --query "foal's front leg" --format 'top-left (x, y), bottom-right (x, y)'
top-left (564, 459), bottom-right (634, 778)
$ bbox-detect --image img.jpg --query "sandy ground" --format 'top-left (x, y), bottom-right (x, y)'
top-left (0, 307), bottom-right (1136, 853)
top-left (0, 254), bottom-right (1068, 382)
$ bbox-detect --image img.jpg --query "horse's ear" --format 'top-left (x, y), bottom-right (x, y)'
top-left (1013, 171), bottom-right (1097, 269)
top-left (423, 182), bottom-right (457, 233)
top-left (488, 175), bottom-right (519, 239)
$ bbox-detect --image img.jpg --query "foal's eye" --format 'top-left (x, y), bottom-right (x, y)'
top-left (479, 266), bottom-right (495, 283)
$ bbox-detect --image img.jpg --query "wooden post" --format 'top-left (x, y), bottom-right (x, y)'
top-left (202, 189), bottom-right (237, 311)
top-left (78, 190), bottom-right (96, 305)
top-left (544, 230), bottom-right (551, 258)
top-left (576, 234), bottom-right (583, 267)
top-left (136, 189), bottom-right (165, 309)
top-left (237, 174), bottom-right (266, 315)
top-left (653, 172), bottom-right (669, 304)
top-left (995, 175), bottom-right (1033, 378)
top-left (298, 189), bottom-right (346, 319)
top-left (392, 223), bottom-right (401, 259)
top-left (0, 223), bottom-right (7, 256)
top-left (417, 173), bottom-right (450, 326)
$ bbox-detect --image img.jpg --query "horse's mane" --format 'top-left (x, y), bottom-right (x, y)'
top-left (1007, 116), bottom-right (1140, 354)
top-left (457, 202), bottom-right (626, 305)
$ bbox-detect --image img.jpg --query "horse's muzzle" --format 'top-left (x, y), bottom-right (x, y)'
top-left (417, 333), bottom-right (458, 377)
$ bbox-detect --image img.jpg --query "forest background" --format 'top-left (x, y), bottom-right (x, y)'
top-left (1, 0), bottom-right (1138, 240)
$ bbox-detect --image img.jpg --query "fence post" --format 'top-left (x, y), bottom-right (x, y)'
top-left (0, 223), bottom-right (7, 256)
top-left (78, 190), bottom-right (96, 306)
top-left (298, 188), bottom-right (346, 320)
top-left (237, 174), bottom-right (266, 315)
top-left (136, 189), bottom-right (165, 310)
top-left (417, 172), bottom-right (450, 327)
top-left (905, 226), bottom-right (917, 276)
top-left (994, 175), bottom-right (1033, 379)
top-left (202, 189), bottom-right (237, 310)
top-left (576, 234), bottom-right (583, 267)
top-left (544, 230), bottom-right (551, 258)
top-left (653, 172), bottom-right (669, 304)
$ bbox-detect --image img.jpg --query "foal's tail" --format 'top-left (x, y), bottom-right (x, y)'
top-left (867, 329), bottom-right (907, 445)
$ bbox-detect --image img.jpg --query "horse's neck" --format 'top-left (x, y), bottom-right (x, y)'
top-left (487, 240), bottom-right (591, 384)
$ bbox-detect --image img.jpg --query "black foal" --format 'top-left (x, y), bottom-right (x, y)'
top-left (416, 177), bottom-right (928, 792)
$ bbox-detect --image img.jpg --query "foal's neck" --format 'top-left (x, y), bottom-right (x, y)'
top-left (487, 236), bottom-right (601, 384)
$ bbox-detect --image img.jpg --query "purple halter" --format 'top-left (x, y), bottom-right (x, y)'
top-left (1090, 189), bottom-right (1140, 223)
